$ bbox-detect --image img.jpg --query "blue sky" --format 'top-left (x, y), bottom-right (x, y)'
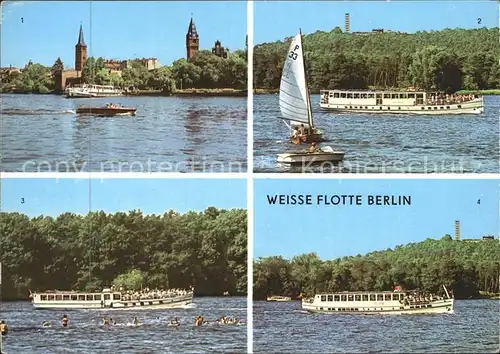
top-left (254, 179), bottom-right (499, 260)
top-left (1, 1), bottom-right (246, 68)
top-left (255, 1), bottom-right (499, 44)
top-left (1, 178), bottom-right (247, 216)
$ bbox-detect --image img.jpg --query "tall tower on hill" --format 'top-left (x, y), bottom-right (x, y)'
top-left (454, 220), bottom-right (460, 241)
top-left (186, 17), bottom-right (199, 60)
top-left (75, 24), bottom-right (87, 72)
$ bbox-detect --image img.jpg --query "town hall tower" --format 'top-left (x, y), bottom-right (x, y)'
top-left (186, 17), bottom-right (199, 60)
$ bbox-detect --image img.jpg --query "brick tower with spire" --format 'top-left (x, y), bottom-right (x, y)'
top-left (75, 24), bottom-right (87, 72)
top-left (186, 17), bottom-right (199, 60)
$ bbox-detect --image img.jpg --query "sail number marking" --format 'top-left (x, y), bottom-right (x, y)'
top-left (288, 45), bottom-right (299, 60)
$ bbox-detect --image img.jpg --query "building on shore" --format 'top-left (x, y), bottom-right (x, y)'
top-left (186, 17), bottom-right (229, 60)
top-left (53, 25), bottom-right (162, 92)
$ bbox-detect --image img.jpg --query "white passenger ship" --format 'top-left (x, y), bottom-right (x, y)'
top-left (302, 285), bottom-right (454, 314)
top-left (320, 90), bottom-right (484, 115)
top-left (65, 84), bottom-right (123, 98)
top-left (30, 287), bottom-right (194, 310)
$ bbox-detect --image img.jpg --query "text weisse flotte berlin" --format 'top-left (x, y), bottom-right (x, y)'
top-left (267, 194), bottom-right (412, 206)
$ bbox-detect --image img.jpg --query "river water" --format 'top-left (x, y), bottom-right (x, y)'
top-left (0, 94), bottom-right (247, 173)
top-left (253, 299), bottom-right (499, 353)
top-left (0, 297), bottom-right (247, 353)
top-left (253, 94), bottom-right (500, 173)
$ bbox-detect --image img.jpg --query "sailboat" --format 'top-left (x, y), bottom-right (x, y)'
top-left (276, 30), bottom-right (345, 165)
top-left (279, 29), bottom-right (323, 144)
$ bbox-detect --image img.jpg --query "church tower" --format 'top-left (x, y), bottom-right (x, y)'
top-left (75, 24), bottom-right (87, 72)
top-left (186, 17), bottom-right (199, 60)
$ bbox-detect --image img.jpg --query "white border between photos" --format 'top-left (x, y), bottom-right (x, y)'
top-left (246, 1), bottom-right (254, 352)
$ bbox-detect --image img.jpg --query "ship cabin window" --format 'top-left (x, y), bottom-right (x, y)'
top-left (341, 93), bottom-right (347, 98)
top-left (104, 294), bottom-right (111, 300)
top-left (94, 294), bottom-right (102, 301)
top-left (86, 295), bottom-right (93, 301)
top-left (368, 94), bottom-right (375, 98)
top-left (370, 294), bottom-right (376, 301)
top-left (384, 294), bottom-right (391, 301)
top-left (63, 295), bottom-right (70, 301)
top-left (355, 295), bottom-right (361, 301)
top-left (334, 295), bottom-right (340, 301)
top-left (377, 294), bottom-right (384, 301)
top-left (362, 294), bottom-right (369, 301)
top-left (391, 94), bottom-right (398, 99)
top-left (347, 295), bottom-right (354, 301)
top-left (327, 295), bottom-right (333, 301)
top-left (48, 295), bottom-right (55, 301)
top-left (376, 93), bottom-right (382, 99)
top-left (383, 94), bottom-right (391, 99)
top-left (41, 295), bottom-right (47, 301)
top-left (55, 295), bottom-right (62, 301)
top-left (408, 94), bottom-right (415, 99)
top-left (341, 295), bottom-right (347, 301)
top-left (334, 93), bottom-right (340, 98)
top-left (417, 94), bottom-right (424, 99)
top-left (77, 295), bottom-right (85, 301)
top-left (71, 295), bottom-right (78, 301)
top-left (113, 294), bottom-right (121, 301)
top-left (321, 295), bottom-right (326, 302)
top-left (354, 93), bottom-right (360, 99)
top-left (347, 93), bottom-right (353, 99)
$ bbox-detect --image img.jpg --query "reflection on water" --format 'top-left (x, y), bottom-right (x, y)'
top-left (1, 94), bottom-right (247, 172)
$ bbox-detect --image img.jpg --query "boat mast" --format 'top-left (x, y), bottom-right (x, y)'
top-left (300, 28), bottom-right (314, 129)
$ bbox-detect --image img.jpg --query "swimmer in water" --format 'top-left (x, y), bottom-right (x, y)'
top-left (194, 316), bottom-right (204, 327)
top-left (133, 317), bottom-right (139, 326)
top-left (103, 317), bottom-right (110, 325)
top-left (42, 321), bottom-right (50, 327)
top-left (61, 314), bottom-right (69, 328)
top-left (0, 320), bottom-right (8, 335)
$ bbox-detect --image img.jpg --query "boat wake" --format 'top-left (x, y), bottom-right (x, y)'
top-left (1, 108), bottom-right (75, 116)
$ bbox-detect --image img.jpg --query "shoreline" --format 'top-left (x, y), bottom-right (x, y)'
top-left (0, 88), bottom-right (247, 98)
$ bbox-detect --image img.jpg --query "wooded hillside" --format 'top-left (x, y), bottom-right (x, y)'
top-left (254, 28), bottom-right (500, 92)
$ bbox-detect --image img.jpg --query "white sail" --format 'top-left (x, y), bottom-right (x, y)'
top-left (279, 33), bottom-right (312, 126)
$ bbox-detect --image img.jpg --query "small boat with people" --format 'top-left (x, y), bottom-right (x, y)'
top-left (277, 143), bottom-right (345, 164)
top-left (279, 29), bottom-right (324, 144)
top-left (266, 295), bottom-right (292, 302)
top-left (301, 285), bottom-right (454, 315)
top-left (319, 89), bottom-right (484, 115)
top-left (65, 84), bottom-right (123, 98)
top-left (29, 286), bottom-right (194, 310)
top-left (76, 103), bottom-right (137, 116)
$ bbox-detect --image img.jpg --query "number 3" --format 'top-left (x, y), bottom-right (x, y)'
top-left (288, 51), bottom-right (298, 60)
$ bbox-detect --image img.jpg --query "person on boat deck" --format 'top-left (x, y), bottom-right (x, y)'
top-left (291, 127), bottom-right (300, 139)
top-left (308, 142), bottom-right (320, 153)
top-left (61, 314), bottom-right (69, 327)
top-left (299, 124), bottom-right (306, 135)
top-left (0, 320), bottom-right (7, 335)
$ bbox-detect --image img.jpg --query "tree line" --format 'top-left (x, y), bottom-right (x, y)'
top-left (254, 235), bottom-right (500, 300)
top-left (0, 49), bottom-right (247, 94)
top-left (254, 27), bottom-right (500, 93)
top-left (0, 207), bottom-right (247, 300)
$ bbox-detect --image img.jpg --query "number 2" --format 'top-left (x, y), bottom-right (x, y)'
top-left (288, 51), bottom-right (298, 60)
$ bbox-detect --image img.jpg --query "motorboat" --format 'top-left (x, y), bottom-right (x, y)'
top-left (277, 145), bottom-right (345, 164)
top-left (76, 103), bottom-right (136, 116)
